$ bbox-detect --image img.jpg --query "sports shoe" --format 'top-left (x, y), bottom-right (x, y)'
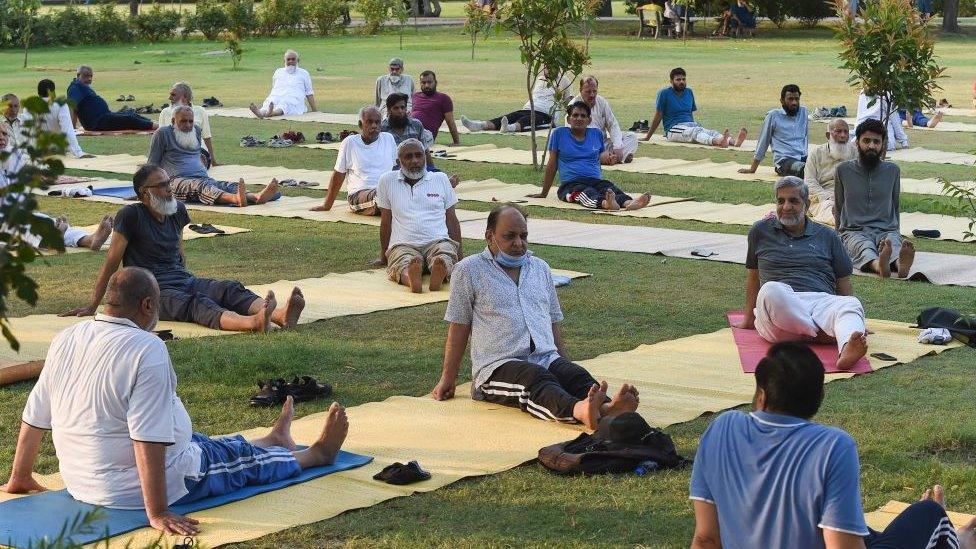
top-left (811, 106), bottom-right (830, 120)
top-left (316, 131), bottom-right (335, 143)
top-left (268, 136), bottom-right (293, 148)
top-left (835, 106), bottom-right (847, 117)
top-left (499, 115), bottom-right (511, 133)
top-left (240, 135), bottom-right (265, 147)
top-left (201, 96), bottom-right (223, 108)
top-left (628, 120), bottom-right (642, 131)
top-left (639, 120), bottom-right (650, 132)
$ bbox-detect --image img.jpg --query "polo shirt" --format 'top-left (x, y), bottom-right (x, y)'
top-left (445, 248), bottom-right (564, 391)
top-left (22, 314), bottom-right (201, 509)
top-left (333, 132), bottom-right (398, 195)
top-left (655, 86), bottom-right (697, 133)
top-left (548, 126), bottom-right (604, 183)
top-left (375, 169), bottom-right (457, 248)
top-left (834, 159), bottom-right (900, 234)
top-left (67, 79), bottom-right (111, 130)
top-left (690, 410), bottom-right (868, 549)
top-left (746, 217), bottom-right (852, 295)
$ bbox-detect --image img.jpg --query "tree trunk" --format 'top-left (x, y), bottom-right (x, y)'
top-left (941, 0), bottom-right (959, 32)
top-left (129, 0), bottom-right (139, 18)
top-left (527, 69), bottom-right (538, 169)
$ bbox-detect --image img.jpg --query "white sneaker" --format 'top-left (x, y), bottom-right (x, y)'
top-left (499, 115), bottom-right (510, 133)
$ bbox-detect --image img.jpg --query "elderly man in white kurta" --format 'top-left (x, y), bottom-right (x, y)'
top-left (249, 50), bottom-right (317, 118)
top-left (804, 118), bottom-right (856, 225)
top-left (567, 75), bottom-right (637, 165)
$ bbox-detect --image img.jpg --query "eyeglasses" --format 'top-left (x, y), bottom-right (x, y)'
top-left (143, 181), bottom-right (172, 191)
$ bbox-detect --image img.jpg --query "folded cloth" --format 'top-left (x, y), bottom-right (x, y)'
top-left (918, 327), bottom-right (952, 345)
top-left (372, 461), bottom-right (431, 485)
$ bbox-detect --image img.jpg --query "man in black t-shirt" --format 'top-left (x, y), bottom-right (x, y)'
top-left (61, 164), bottom-right (305, 332)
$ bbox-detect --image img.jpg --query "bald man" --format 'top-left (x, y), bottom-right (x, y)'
top-left (66, 66), bottom-right (157, 132)
top-left (249, 50), bottom-right (317, 118)
top-left (804, 119), bottom-right (856, 225)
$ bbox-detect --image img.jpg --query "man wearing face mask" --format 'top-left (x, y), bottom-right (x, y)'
top-left (6, 267), bottom-right (350, 536)
top-left (431, 204), bottom-right (640, 430)
top-left (61, 164), bottom-right (305, 332)
top-left (411, 70), bottom-right (460, 146)
top-left (375, 139), bottom-right (462, 293)
top-left (148, 107), bottom-right (279, 206)
top-left (804, 119), bottom-right (856, 225)
top-left (835, 119), bottom-right (914, 279)
top-left (249, 50), bottom-right (317, 119)
top-left (375, 58), bottom-right (415, 117)
top-left (740, 84), bottom-right (808, 177)
top-left (736, 176), bottom-right (868, 371)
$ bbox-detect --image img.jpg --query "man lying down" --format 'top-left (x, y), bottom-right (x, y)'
top-left (2, 268), bottom-right (349, 535)
top-left (61, 164), bottom-right (305, 333)
top-left (431, 204), bottom-right (639, 429)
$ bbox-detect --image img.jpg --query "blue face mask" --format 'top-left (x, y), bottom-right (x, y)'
top-left (495, 249), bottom-right (530, 268)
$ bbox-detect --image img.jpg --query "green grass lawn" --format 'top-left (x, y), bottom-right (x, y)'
top-left (2, 22), bottom-right (976, 548)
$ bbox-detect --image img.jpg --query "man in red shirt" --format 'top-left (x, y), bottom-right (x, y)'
top-left (411, 70), bottom-right (461, 147)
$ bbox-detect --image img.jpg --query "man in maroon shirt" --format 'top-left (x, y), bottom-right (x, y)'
top-left (411, 70), bottom-right (461, 147)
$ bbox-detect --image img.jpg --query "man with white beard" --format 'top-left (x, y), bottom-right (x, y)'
top-left (159, 82), bottom-right (218, 166)
top-left (147, 107), bottom-right (279, 206)
top-left (249, 50), bottom-right (317, 119)
top-left (804, 119), bottom-right (856, 225)
top-left (735, 176), bottom-right (868, 372)
top-left (375, 57), bottom-right (415, 117)
top-left (62, 164), bottom-right (306, 332)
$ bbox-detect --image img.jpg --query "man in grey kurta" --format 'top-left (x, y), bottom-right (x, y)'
top-left (834, 118), bottom-right (915, 279)
top-left (375, 58), bottom-right (415, 117)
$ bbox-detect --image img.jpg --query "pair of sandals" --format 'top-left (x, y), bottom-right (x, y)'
top-left (188, 223), bottom-right (225, 235)
top-left (339, 129), bottom-right (359, 141)
top-left (202, 96), bottom-right (223, 108)
top-left (279, 178), bottom-right (316, 188)
top-left (628, 120), bottom-right (650, 132)
top-left (250, 376), bottom-right (333, 407)
top-left (268, 135), bottom-right (294, 148)
top-left (240, 135), bottom-right (266, 147)
top-left (316, 131), bottom-right (336, 143)
top-left (115, 94), bottom-right (136, 102)
top-left (281, 130), bottom-right (306, 144)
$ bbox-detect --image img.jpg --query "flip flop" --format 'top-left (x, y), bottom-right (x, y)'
top-left (115, 94), bottom-right (126, 102)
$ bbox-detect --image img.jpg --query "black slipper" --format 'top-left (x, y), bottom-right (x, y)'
top-left (286, 376), bottom-right (332, 403)
top-left (912, 229), bottom-right (941, 239)
top-left (201, 223), bottom-right (225, 234)
top-left (373, 461), bottom-right (431, 485)
top-left (188, 224), bottom-right (220, 235)
top-left (154, 329), bottom-right (176, 341)
top-left (250, 378), bottom-right (288, 407)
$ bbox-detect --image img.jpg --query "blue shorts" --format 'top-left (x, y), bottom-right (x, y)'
top-left (175, 433), bottom-right (301, 505)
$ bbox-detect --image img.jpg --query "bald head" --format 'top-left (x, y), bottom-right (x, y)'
top-left (826, 118), bottom-right (850, 144)
top-left (77, 66), bottom-right (93, 85)
top-left (103, 267), bottom-right (159, 329)
top-left (485, 204), bottom-right (529, 258)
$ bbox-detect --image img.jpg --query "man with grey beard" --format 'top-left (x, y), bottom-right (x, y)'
top-left (736, 176), bottom-right (868, 371)
top-left (61, 164), bottom-right (305, 332)
top-left (804, 119), bottom-right (856, 225)
top-left (249, 50), bottom-right (316, 119)
top-left (147, 106), bottom-right (279, 206)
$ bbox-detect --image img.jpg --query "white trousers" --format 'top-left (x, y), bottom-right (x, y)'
top-left (25, 213), bottom-right (88, 248)
top-left (606, 132), bottom-right (638, 160)
top-left (754, 281), bottom-right (865, 353)
top-left (666, 122), bottom-right (723, 145)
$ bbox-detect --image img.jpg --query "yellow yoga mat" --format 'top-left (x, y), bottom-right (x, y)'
top-left (816, 116), bottom-right (976, 135)
top-left (0, 320), bottom-right (960, 547)
top-left (453, 178), bottom-right (692, 212)
top-left (866, 501), bottom-right (974, 531)
top-left (56, 224), bottom-right (249, 255)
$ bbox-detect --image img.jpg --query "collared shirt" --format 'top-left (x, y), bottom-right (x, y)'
top-left (375, 169), bottom-right (457, 248)
top-left (566, 94), bottom-right (625, 149)
top-left (411, 90), bottom-right (454, 138)
top-left (333, 132), bottom-right (398, 195)
top-left (67, 78), bottom-right (112, 130)
top-left (3, 112), bottom-right (28, 147)
top-left (654, 86), bottom-right (697, 134)
top-left (146, 125), bottom-right (207, 179)
top-left (22, 314), bottom-right (201, 509)
top-left (690, 410), bottom-right (868, 549)
top-left (158, 104), bottom-right (212, 140)
top-left (753, 106), bottom-right (809, 163)
top-left (375, 74), bottom-right (416, 116)
top-left (834, 158), bottom-right (900, 234)
top-left (804, 141), bottom-right (856, 200)
top-left (379, 117), bottom-right (434, 149)
top-left (746, 217), bottom-right (852, 295)
top-left (444, 248), bottom-right (564, 391)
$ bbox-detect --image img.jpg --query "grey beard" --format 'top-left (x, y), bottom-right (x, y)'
top-left (173, 128), bottom-right (200, 150)
top-left (148, 192), bottom-right (178, 216)
top-left (827, 139), bottom-right (854, 161)
top-left (401, 167), bottom-right (426, 180)
top-left (778, 212), bottom-right (804, 227)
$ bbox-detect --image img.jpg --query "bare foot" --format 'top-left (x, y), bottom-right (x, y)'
top-left (262, 396), bottom-right (298, 450)
top-left (89, 215), bottom-right (113, 250)
top-left (249, 103), bottom-right (264, 119)
top-left (601, 189), bottom-right (620, 211)
top-left (272, 287), bottom-right (305, 328)
top-left (572, 382), bottom-right (606, 431)
top-left (405, 256), bottom-right (423, 293)
top-left (235, 178), bottom-right (247, 207)
top-left (256, 178), bottom-right (279, 204)
top-left (717, 129), bottom-right (730, 147)
top-left (602, 383), bottom-right (640, 417)
top-left (267, 102), bottom-right (275, 117)
top-left (734, 127), bottom-right (748, 147)
top-left (837, 331), bottom-right (868, 370)
top-left (624, 192), bottom-right (652, 211)
top-left (928, 112), bottom-right (943, 128)
top-left (897, 240), bottom-right (915, 278)
top-left (302, 402), bottom-right (349, 466)
top-left (877, 239), bottom-right (892, 278)
top-left (258, 291), bottom-right (276, 333)
top-left (429, 257), bottom-right (448, 292)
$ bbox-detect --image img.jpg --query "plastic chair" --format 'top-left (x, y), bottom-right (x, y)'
top-left (637, 4), bottom-right (674, 39)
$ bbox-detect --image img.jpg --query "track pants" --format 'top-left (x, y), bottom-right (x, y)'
top-left (479, 358), bottom-right (597, 423)
top-left (864, 499), bottom-right (959, 548)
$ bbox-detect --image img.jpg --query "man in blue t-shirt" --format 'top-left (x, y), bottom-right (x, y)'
top-left (66, 66), bottom-right (157, 132)
top-left (530, 102), bottom-right (651, 211)
top-left (690, 342), bottom-right (966, 549)
top-left (643, 67), bottom-right (747, 148)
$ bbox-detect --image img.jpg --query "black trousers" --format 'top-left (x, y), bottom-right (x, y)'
top-left (488, 110), bottom-right (552, 131)
top-left (480, 357), bottom-right (597, 422)
top-left (160, 277), bottom-right (260, 329)
top-left (89, 111), bottom-right (154, 131)
top-left (864, 499), bottom-right (958, 548)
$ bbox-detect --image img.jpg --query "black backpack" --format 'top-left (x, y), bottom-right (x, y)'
top-left (537, 412), bottom-right (689, 475)
top-left (917, 307), bottom-right (976, 347)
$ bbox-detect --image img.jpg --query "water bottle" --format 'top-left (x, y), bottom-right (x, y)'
top-left (634, 460), bottom-right (659, 476)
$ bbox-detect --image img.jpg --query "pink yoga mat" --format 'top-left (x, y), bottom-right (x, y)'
top-left (726, 311), bottom-right (872, 374)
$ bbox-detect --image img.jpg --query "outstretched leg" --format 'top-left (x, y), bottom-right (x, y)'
top-left (248, 396), bottom-right (298, 450)
top-left (77, 214), bottom-right (113, 250)
top-left (292, 402), bottom-right (349, 468)
top-left (270, 287), bottom-right (305, 328)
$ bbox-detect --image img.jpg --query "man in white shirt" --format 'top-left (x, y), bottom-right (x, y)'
top-left (2, 93), bottom-right (27, 148)
top-left (567, 75), bottom-right (637, 165)
top-left (375, 57), bottom-right (415, 117)
top-left (804, 118), bottom-right (856, 225)
top-left (376, 138), bottom-right (462, 293)
top-left (159, 82), bottom-right (218, 166)
top-left (35, 80), bottom-right (92, 159)
top-left (855, 91), bottom-right (908, 151)
top-left (2, 267), bottom-right (350, 535)
top-left (312, 106), bottom-right (397, 215)
top-left (249, 50), bottom-right (317, 118)
top-left (461, 70), bottom-right (572, 133)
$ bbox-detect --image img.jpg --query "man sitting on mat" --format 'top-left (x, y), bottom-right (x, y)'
top-left (642, 67), bottom-right (747, 149)
top-left (531, 101), bottom-right (651, 211)
top-left (411, 70), bottom-right (461, 147)
top-left (376, 139), bottom-right (462, 293)
top-left (804, 118), bottom-right (856, 225)
top-left (375, 57), bottom-right (415, 117)
top-left (67, 66), bottom-right (157, 132)
top-left (460, 69), bottom-right (572, 133)
top-left (313, 106), bottom-right (397, 215)
top-left (36, 81), bottom-right (94, 159)
top-left (735, 176), bottom-right (868, 371)
top-left (690, 341), bottom-right (968, 549)
top-left (567, 75), bottom-right (638, 164)
top-left (148, 106), bottom-right (279, 207)
top-left (740, 84), bottom-right (808, 177)
top-left (159, 82), bottom-right (219, 166)
top-left (431, 204), bottom-right (639, 429)
top-left (61, 164), bottom-right (305, 332)
top-left (835, 119), bottom-right (915, 279)
top-left (4, 267), bottom-right (348, 536)
top-left (381, 93), bottom-right (458, 185)
top-left (249, 50), bottom-right (316, 119)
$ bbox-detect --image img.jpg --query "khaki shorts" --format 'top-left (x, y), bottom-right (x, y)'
top-left (387, 239), bottom-right (459, 282)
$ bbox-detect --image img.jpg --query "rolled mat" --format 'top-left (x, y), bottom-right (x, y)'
top-left (726, 311), bottom-right (872, 374)
top-left (814, 116), bottom-right (976, 134)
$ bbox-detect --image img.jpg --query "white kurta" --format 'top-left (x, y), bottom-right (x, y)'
top-left (567, 94), bottom-right (638, 159)
top-left (854, 93), bottom-right (908, 151)
top-left (262, 67), bottom-right (314, 116)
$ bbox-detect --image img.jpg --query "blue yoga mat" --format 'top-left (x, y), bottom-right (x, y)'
top-left (92, 186), bottom-right (137, 200)
top-left (0, 450), bottom-right (372, 548)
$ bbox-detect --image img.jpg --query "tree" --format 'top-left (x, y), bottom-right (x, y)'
top-left (833, 0), bottom-right (945, 131)
top-left (942, 0), bottom-right (960, 32)
top-left (463, 0), bottom-right (496, 60)
top-left (12, 0), bottom-right (39, 68)
top-left (1, 96), bottom-right (68, 351)
top-left (503, 0), bottom-right (592, 168)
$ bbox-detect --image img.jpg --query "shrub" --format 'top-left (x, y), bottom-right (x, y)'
top-left (753, 0), bottom-right (787, 27)
top-left (48, 4), bottom-right (99, 45)
top-left (355, 0), bottom-right (395, 35)
top-left (257, 0), bottom-right (305, 36)
top-left (130, 3), bottom-right (180, 42)
top-left (786, 0), bottom-right (833, 27)
top-left (305, 0), bottom-right (349, 36)
top-left (225, 0), bottom-right (259, 37)
top-left (183, 0), bottom-right (229, 40)
top-left (94, 1), bottom-right (131, 43)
